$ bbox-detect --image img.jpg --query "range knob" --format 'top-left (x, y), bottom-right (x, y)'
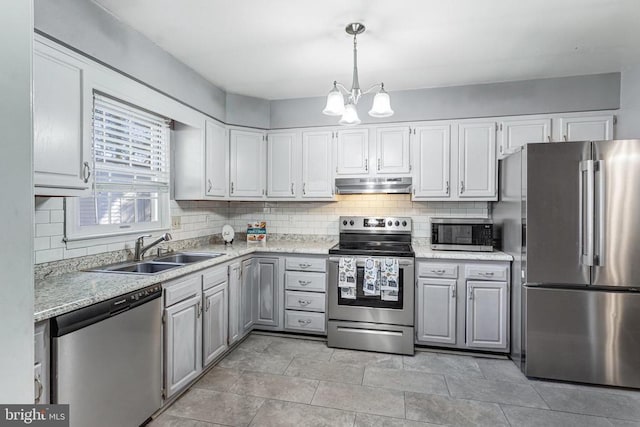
top-left (387, 220), bottom-right (392, 226)
top-left (395, 220), bottom-right (400, 226)
top-left (402, 220), bottom-right (407, 227)
top-left (342, 220), bottom-right (348, 226)
top-left (349, 220), bottom-right (355, 226)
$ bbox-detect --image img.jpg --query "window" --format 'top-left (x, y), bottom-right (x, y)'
top-left (65, 94), bottom-right (171, 240)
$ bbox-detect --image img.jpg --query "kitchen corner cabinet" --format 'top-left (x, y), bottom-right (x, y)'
top-left (498, 118), bottom-right (551, 159)
top-left (267, 132), bottom-right (296, 198)
top-left (174, 119), bottom-right (228, 200)
top-left (202, 268), bottom-right (228, 366)
top-left (253, 257), bottom-right (281, 329)
top-left (336, 129), bottom-right (370, 175)
top-left (376, 126), bottom-right (411, 174)
top-left (33, 39), bottom-right (92, 196)
top-left (34, 321), bottom-right (49, 404)
top-left (229, 129), bottom-right (266, 198)
top-left (302, 131), bottom-right (334, 198)
top-left (416, 260), bottom-right (510, 352)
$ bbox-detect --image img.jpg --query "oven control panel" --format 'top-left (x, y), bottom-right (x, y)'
top-left (339, 216), bottom-right (412, 233)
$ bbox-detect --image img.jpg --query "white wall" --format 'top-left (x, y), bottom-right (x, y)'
top-left (0, 0), bottom-right (34, 402)
top-left (617, 65), bottom-right (640, 139)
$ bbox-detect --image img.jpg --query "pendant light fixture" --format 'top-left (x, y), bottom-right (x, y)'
top-left (322, 23), bottom-right (394, 125)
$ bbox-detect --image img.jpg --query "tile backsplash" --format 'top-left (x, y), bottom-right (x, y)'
top-left (34, 194), bottom-right (488, 264)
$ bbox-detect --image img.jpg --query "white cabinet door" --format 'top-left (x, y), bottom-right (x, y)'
top-left (557, 115), bottom-right (614, 142)
top-left (254, 258), bottom-right (279, 328)
top-left (33, 43), bottom-right (91, 195)
top-left (228, 263), bottom-right (241, 345)
top-left (499, 118), bottom-right (551, 158)
top-left (203, 282), bottom-right (228, 366)
top-left (336, 129), bottom-right (369, 175)
top-left (302, 131), bottom-right (334, 198)
top-left (376, 126), bottom-right (411, 174)
top-left (466, 281), bottom-right (508, 349)
top-left (241, 259), bottom-right (256, 334)
top-left (413, 125), bottom-right (451, 199)
top-left (205, 120), bottom-right (228, 197)
top-left (267, 132), bottom-right (296, 198)
top-left (417, 278), bottom-right (457, 344)
top-left (164, 294), bottom-right (202, 398)
top-left (229, 129), bottom-right (265, 198)
top-left (458, 122), bottom-right (497, 199)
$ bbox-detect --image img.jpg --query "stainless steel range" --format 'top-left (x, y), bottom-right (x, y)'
top-left (328, 216), bottom-right (415, 355)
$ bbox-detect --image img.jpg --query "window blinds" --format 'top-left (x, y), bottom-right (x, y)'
top-left (92, 94), bottom-right (170, 193)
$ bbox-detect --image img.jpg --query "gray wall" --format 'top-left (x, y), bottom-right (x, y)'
top-left (34, 0), bottom-right (227, 122)
top-left (226, 93), bottom-right (270, 129)
top-left (270, 73), bottom-right (621, 129)
top-left (0, 0), bottom-right (34, 402)
top-left (617, 65), bottom-right (640, 139)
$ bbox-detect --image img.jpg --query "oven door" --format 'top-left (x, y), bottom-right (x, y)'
top-left (328, 256), bottom-right (414, 326)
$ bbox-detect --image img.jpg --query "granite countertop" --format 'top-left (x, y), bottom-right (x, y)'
top-left (412, 243), bottom-right (513, 262)
top-left (34, 239), bottom-right (337, 323)
top-left (35, 238), bottom-right (513, 323)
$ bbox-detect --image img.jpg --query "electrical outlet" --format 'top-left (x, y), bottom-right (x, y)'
top-left (171, 216), bottom-right (182, 230)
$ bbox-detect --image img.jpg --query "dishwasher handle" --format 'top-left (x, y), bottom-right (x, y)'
top-left (52, 284), bottom-right (163, 337)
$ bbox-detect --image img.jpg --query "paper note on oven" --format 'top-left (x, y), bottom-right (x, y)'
top-left (338, 257), bottom-right (356, 288)
top-left (363, 258), bottom-right (381, 296)
top-left (381, 258), bottom-right (399, 291)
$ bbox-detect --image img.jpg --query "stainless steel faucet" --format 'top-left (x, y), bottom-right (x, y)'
top-left (134, 233), bottom-right (172, 261)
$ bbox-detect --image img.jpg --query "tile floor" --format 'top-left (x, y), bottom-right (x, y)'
top-left (150, 333), bottom-right (640, 427)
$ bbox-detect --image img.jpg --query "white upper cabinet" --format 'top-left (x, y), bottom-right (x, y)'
top-left (499, 118), bottom-right (551, 158)
top-left (33, 41), bottom-right (92, 196)
top-left (413, 125), bottom-right (451, 199)
top-left (556, 114), bottom-right (614, 142)
top-left (336, 129), bottom-right (369, 175)
top-left (457, 122), bottom-right (497, 199)
top-left (267, 132), bottom-right (296, 198)
top-left (376, 126), bottom-right (411, 174)
top-left (229, 129), bottom-right (266, 198)
top-left (302, 131), bottom-right (334, 199)
top-left (205, 120), bottom-right (228, 197)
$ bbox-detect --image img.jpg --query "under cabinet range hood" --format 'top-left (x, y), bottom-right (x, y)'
top-left (334, 177), bottom-right (412, 194)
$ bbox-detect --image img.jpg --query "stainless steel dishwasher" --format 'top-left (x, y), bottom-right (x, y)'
top-left (51, 284), bottom-right (163, 427)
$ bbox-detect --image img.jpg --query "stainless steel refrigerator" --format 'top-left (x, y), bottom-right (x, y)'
top-left (494, 140), bottom-right (640, 389)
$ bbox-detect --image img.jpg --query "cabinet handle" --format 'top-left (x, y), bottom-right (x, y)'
top-left (480, 271), bottom-right (495, 276)
top-left (206, 299), bottom-right (211, 311)
top-left (231, 182), bottom-right (234, 194)
top-left (291, 183), bottom-right (294, 195)
top-left (468, 288), bottom-right (473, 300)
top-left (377, 158), bottom-right (381, 171)
top-left (303, 182), bottom-right (306, 195)
top-left (500, 145), bottom-right (503, 154)
top-left (446, 181), bottom-right (450, 194)
top-left (365, 158), bottom-right (368, 172)
top-left (298, 299), bottom-right (312, 306)
top-left (451, 287), bottom-right (456, 299)
top-left (262, 189), bottom-right (265, 196)
top-left (34, 375), bottom-right (43, 403)
top-left (563, 135), bottom-right (568, 142)
top-left (299, 263), bottom-right (312, 268)
top-left (197, 301), bottom-right (201, 318)
top-left (409, 163), bottom-right (412, 172)
top-left (431, 269), bottom-right (446, 275)
top-left (82, 161), bottom-right (91, 183)
top-left (298, 280), bottom-right (311, 286)
top-left (207, 179), bottom-right (212, 192)
top-left (297, 319), bottom-right (312, 325)
top-left (460, 181), bottom-right (465, 193)
top-left (547, 135), bottom-right (552, 142)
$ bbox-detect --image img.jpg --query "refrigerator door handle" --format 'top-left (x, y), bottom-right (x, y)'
top-left (580, 160), bottom-right (595, 266)
top-left (595, 160), bottom-right (606, 266)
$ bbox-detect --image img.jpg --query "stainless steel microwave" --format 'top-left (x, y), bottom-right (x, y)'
top-left (430, 218), bottom-right (494, 252)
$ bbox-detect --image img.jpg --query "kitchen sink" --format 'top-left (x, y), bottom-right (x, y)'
top-left (90, 261), bottom-right (183, 275)
top-left (154, 252), bottom-right (222, 264)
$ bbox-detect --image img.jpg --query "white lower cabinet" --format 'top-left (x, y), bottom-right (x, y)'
top-left (163, 265), bottom-right (229, 399)
top-left (416, 260), bottom-right (510, 352)
top-left (241, 259), bottom-right (256, 332)
top-left (34, 321), bottom-right (49, 404)
top-left (254, 257), bottom-right (280, 329)
top-left (228, 262), bottom-right (242, 345)
top-left (284, 256), bottom-right (327, 334)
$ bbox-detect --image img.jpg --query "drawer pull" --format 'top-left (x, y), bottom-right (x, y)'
top-left (297, 319), bottom-right (312, 326)
top-left (299, 263), bottom-right (312, 268)
top-left (298, 299), bottom-right (312, 306)
top-left (431, 269), bottom-right (446, 275)
top-left (298, 280), bottom-right (312, 286)
top-left (479, 271), bottom-right (495, 276)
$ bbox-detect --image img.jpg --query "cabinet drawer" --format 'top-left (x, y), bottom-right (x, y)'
top-left (164, 275), bottom-right (202, 307)
top-left (285, 271), bottom-right (326, 292)
top-left (465, 264), bottom-right (508, 281)
top-left (285, 291), bottom-right (326, 312)
top-left (285, 310), bottom-right (326, 333)
top-left (285, 257), bottom-right (326, 272)
top-left (418, 263), bottom-right (458, 279)
top-left (203, 267), bottom-right (227, 291)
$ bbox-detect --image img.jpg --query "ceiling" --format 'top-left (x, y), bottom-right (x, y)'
top-left (94, 0), bottom-right (640, 100)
